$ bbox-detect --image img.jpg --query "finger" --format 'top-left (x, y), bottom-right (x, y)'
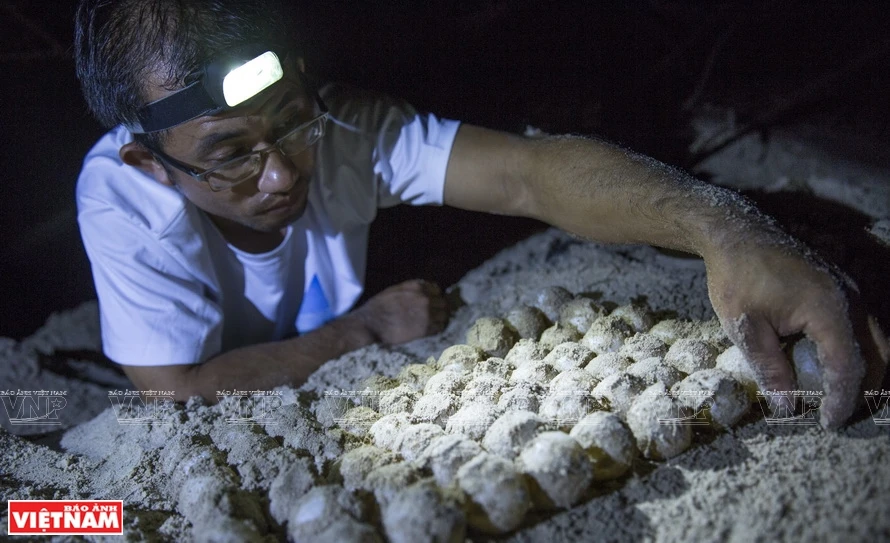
top-left (433, 305), bottom-right (450, 323)
top-left (422, 287), bottom-right (448, 316)
top-left (392, 279), bottom-right (428, 293)
top-left (856, 304), bottom-right (890, 391)
top-left (428, 297), bottom-right (448, 312)
top-left (430, 303), bottom-right (450, 327)
top-left (428, 320), bottom-right (447, 335)
top-left (802, 297), bottom-right (865, 429)
top-left (865, 315), bottom-right (890, 388)
top-left (728, 312), bottom-right (796, 413)
top-left (427, 312), bottom-right (449, 334)
top-left (417, 279), bottom-right (442, 297)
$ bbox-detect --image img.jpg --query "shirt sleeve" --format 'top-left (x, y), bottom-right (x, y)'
top-left (372, 109), bottom-right (461, 208)
top-left (77, 196), bottom-right (223, 367)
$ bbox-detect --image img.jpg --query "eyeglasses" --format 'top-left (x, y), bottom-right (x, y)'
top-left (147, 75), bottom-right (329, 192)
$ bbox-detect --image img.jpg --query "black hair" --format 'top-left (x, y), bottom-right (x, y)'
top-left (74, 0), bottom-right (295, 148)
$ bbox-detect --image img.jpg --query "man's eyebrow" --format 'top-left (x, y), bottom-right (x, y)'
top-left (267, 88), bottom-right (303, 117)
top-left (195, 129), bottom-right (248, 158)
top-left (194, 86), bottom-right (304, 156)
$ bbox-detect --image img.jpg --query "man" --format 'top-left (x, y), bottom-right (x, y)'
top-left (74, 0), bottom-right (886, 429)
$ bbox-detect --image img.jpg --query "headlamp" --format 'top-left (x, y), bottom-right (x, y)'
top-left (128, 44), bottom-right (285, 134)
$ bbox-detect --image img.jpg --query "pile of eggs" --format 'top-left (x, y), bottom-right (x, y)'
top-left (291, 287), bottom-right (771, 541)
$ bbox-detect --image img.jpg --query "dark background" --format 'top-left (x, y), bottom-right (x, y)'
top-left (2, 0), bottom-right (888, 339)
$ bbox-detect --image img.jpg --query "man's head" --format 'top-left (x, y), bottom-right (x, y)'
top-left (75, 0), bottom-right (320, 236)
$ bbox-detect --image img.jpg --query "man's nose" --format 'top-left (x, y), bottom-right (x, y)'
top-left (256, 149), bottom-right (298, 194)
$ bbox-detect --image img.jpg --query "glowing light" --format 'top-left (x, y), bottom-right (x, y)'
top-left (222, 51), bottom-right (284, 107)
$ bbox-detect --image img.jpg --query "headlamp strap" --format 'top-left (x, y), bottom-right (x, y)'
top-left (132, 81), bottom-right (217, 134)
top-left (128, 43), bottom-right (283, 134)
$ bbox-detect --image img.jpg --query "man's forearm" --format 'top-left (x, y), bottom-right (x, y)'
top-left (181, 312), bottom-right (376, 401)
top-left (519, 135), bottom-right (782, 259)
top-left (124, 279), bottom-right (444, 403)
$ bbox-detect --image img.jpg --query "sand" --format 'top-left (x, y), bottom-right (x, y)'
top-left (3, 228), bottom-right (888, 541)
top-left (2, 113), bottom-right (889, 541)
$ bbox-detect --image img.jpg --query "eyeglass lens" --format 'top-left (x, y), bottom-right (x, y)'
top-left (206, 117), bottom-right (326, 190)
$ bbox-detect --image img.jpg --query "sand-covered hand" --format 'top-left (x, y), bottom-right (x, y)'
top-left (704, 242), bottom-right (888, 429)
top-left (356, 279), bottom-right (449, 345)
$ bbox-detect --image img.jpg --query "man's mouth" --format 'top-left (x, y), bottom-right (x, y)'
top-left (261, 182), bottom-right (308, 215)
top-left (263, 198), bottom-right (296, 214)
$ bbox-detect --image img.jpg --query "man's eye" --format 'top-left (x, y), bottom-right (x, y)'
top-left (212, 149), bottom-right (248, 163)
top-left (277, 114), bottom-right (303, 134)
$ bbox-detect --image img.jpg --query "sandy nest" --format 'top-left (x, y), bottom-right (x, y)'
top-left (2, 226), bottom-right (889, 541)
top-left (2, 118), bottom-right (889, 541)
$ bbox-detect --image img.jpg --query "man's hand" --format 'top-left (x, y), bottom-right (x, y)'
top-left (354, 279), bottom-right (449, 345)
top-left (704, 240), bottom-right (890, 428)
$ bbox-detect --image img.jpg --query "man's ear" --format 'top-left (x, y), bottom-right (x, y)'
top-left (120, 142), bottom-right (174, 187)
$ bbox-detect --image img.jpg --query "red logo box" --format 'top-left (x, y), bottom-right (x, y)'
top-left (7, 500), bottom-right (123, 535)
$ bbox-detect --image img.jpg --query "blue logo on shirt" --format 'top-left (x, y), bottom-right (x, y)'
top-left (297, 275), bottom-right (333, 332)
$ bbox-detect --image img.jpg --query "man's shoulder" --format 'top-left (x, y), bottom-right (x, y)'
top-left (319, 82), bottom-right (419, 135)
top-left (312, 81), bottom-right (460, 213)
top-left (76, 126), bottom-right (191, 241)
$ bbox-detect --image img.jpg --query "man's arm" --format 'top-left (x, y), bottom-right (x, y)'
top-left (445, 125), bottom-right (774, 253)
top-left (444, 124), bottom-right (889, 428)
top-left (121, 279), bottom-right (447, 402)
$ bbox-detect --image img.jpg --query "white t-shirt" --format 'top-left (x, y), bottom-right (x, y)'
top-left (76, 85), bottom-right (460, 367)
